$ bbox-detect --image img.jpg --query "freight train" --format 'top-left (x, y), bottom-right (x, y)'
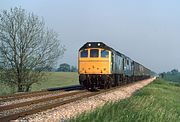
top-left (78, 42), bottom-right (153, 90)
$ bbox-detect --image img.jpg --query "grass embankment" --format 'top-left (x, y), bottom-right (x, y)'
top-left (0, 72), bottom-right (79, 96)
top-left (31, 72), bottom-right (79, 91)
top-left (70, 78), bottom-right (180, 122)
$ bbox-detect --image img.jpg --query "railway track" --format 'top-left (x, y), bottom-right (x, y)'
top-left (0, 91), bottom-right (85, 112)
top-left (0, 90), bottom-right (55, 102)
top-left (0, 90), bottom-right (89, 121)
top-left (0, 85), bottom-right (82, 102)
top-left (0, 79), bottom-right (150, 122)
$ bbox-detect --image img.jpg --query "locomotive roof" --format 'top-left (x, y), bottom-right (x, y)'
top-left (80, 42), bottom-right (128, 58)
top-left (79, 42), bottom-right (152, 73)
top-left (79, 42), bottom-right (113, 51)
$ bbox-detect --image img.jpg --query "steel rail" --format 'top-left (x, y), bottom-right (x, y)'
top-left (0, 90), bottom-right (86, 112)
top-left (0, 91), bottom-right (59, 102)
top-left (0, 90), bottom-right (48, 98)
top-left (0, 90), bottom-right (47, 100)
top-left (0, 91), bottom-right (94, 122)
top-left (0, 85), bottom-right (83, 102)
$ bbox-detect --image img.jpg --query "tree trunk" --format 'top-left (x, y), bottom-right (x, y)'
top-left (18, 84), bottom-right (23, 92)
top-left (25, 85), bottom-right (30, 92)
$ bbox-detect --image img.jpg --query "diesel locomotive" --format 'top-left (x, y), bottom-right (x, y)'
top-left (78, 42), bottom-right (153, 90)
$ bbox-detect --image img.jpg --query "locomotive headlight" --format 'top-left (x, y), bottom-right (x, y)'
top-left (88, 44), bottom-right (91, 46)
top-left (98, 43), bottom-right (100, 46)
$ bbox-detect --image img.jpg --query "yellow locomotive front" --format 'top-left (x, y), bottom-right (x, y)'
top-left (79, 48), bottom-right (111, 74)
top-left (78, 42), bottom-right (112, 89)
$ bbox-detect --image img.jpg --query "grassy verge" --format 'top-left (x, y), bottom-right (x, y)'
top-left (31, 72), bottom-right (79, 91)
top-left (70, 78), bottom-right (180, 122)
top-left (0, 72), bottom-right (79, 96)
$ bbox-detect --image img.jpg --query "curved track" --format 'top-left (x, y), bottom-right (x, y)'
top-left (0, 79), bottom-right (152, 122)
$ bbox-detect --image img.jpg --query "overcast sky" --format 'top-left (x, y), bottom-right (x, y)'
top-left (1, 0), bottom-right (180, 73)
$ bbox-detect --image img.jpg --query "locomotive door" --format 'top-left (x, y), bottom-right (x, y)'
top-left (131, 61), bottom-right (135, 76)
top-left (122, 58), bottom-right (125, 70)
top-left (111, 52), bottom-right (114, 72)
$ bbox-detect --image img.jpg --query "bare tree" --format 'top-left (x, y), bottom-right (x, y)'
top-left (0, 7), bottom-right (65, 92)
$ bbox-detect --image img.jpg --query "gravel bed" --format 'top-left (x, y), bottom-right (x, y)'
top-left (0, 91), bottom-right (88, 117)
top-left (15, 77), bottom-right (156, 122)
top-left (0, 91), bottom-right (77, 106)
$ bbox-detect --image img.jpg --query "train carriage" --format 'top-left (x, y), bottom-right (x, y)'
top-left (78, 42), bottom-right (152, 90)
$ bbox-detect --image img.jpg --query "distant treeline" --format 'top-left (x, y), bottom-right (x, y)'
top-left (42, 63), bottom-right (77, 72)
top-left (160, 69), bottom-right (180, 83)
top-left (29, 63), bottom-right (78, 72)
top-left (56, 63), bottom-right (77, 72)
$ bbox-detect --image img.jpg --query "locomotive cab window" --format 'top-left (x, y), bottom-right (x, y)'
top-left (90, 49), bottom-right (99, 57)
top-left (80, 50), bottom-right (88, 58)
top-left (101, 50), bottom-right (109, 58)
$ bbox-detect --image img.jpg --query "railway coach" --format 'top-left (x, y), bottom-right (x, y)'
top-left (78, 42), bottom-right (152, 90)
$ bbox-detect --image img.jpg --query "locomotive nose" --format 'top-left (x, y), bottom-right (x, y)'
top-left (79, 60), bottom-right (109, 74)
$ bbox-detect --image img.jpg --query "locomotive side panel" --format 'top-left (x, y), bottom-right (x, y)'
top-left (112, 52), bottom-right (124, 74)
top-left (124, 57), bottom-right (134, 76)
top-left (134, 62), bottom-right (141, 76)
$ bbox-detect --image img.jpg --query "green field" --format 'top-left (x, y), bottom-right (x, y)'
top-left (0, 72), bottom-right (79, 96)
top-left (70, 78), bottom-right (180, 122)
top-left (31, 72), bottom-right (79, 91)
